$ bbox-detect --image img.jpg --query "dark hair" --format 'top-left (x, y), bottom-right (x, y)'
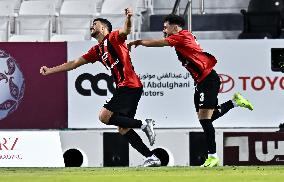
top-left (93, 18), bottom-right (112, 32)
top-left (163, 14), bottom-right (185, 27)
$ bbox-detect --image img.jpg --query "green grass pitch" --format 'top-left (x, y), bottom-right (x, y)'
top-left (0, 166), bottom-right (284, 182)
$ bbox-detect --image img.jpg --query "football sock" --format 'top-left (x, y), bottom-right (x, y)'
top-left (211, 100), bottom-right (234, 121)
top-left (108, 114), bottom-right (142, 128)
top-left (208, 153), bottom-right (218, 158)
top-left (123, 129), bottom-right (152, 157)
top-left (199, 119), bottom-right (216, 154)
top-left (141, 120), bottom-right (147, 130)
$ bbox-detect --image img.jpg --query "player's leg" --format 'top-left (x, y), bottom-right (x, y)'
top-left (118, 127), bottom-right (161, 167)
top-left (99, 108), bottom-right (144, 128)
top-left (195, 70), bottom-right (220, 167)
top-left (211, 70), bottom-right (253, 121)
top-left (99, 87), bottom-right (155, 145)
top-left (99, 109), bottom-right (154, 159)
top-left (210, 101), bottom-right (234, 121)
top-left (232, 92), bottom-right (254, 110)
top-left (198, 109), bottom-right (219, 167)
top-left (112, 87), bottom-right (160, 167)
top-left (118, 127), bottom-right (152, 158)
top-left (99, 87), bottom-right (142, 128)
top-left (211, 93), bottom-right (253, 122)
top-left (98, 86), bottom-right (159, 167)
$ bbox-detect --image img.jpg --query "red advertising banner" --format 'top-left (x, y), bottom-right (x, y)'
top-left (223, 132), bottom-right (284, 165)
top-left (0, 43), bottom-right (67, 129)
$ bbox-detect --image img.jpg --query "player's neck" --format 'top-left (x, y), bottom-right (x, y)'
top-left (96, 31), bottom-right (109, 43)
top-left (173, 27), bottom-right (183, 34)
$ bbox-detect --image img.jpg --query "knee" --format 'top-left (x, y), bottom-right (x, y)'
top-left (99, 109), bottom-right (112, 124)
top-left (99, 113), bottom-right (108, 124)
top-left (198, 109), bottom-right (214, 120)
top-left (118, 127), bottom-right (130, 135)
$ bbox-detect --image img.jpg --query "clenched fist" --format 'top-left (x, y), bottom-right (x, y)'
top-left (40, 66), bottom-right (50, 76)
top-left (125, 8), bottom-right (133, 18)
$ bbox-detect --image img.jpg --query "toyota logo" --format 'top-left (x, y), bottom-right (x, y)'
top-left (218, 74), bottom-right (234, 93)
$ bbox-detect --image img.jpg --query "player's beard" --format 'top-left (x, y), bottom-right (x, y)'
top-left (163, 32), bottom-right (169, 38)
top-left (91, 30), bottom-right (100, 39)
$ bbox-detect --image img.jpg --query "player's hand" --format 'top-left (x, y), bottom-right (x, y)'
top-left (40, 66), bottom-right (50, 76)
top-left (127, 40), bottom-right (141, 52)
top-left (125, 8), bottom-right (133, 18)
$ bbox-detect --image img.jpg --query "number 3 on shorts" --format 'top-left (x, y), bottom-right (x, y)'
top-left (199, 92), bottom-right (204, 102)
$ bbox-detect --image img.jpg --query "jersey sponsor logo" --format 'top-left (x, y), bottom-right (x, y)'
top-left (101, 52), bottom-right (108, 65)
top-left (110, 59), bottom-right (119, 69)
top-left (101, 52), bottom-right (119, 70)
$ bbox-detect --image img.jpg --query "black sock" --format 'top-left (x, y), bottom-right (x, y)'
top-left (199, 119), bottom-right (216, 154)
top-left (108, 114), bottom-right (142, 128)
top-left (123, 129), bottom-right (152, 157)
top-left (211, 100), bottom-right (234, 121)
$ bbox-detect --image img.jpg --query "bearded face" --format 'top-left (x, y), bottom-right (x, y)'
top-left (90, 21), bottom-right (104, 38)
top-left (163, 21), bottom-right (178, 37)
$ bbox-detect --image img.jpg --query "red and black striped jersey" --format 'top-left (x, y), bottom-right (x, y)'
top-left (165, 30), bottom-right (217, 83)
top-left (82, 30), bottom-right (142, 88)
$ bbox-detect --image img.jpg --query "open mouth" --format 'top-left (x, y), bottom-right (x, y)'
top-left (163, 32), bottom-right (168, 38)
top-left (91, 30), bottom-right (99, 38)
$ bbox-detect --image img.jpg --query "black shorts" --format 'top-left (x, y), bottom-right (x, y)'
top-left (194, 70), bottom-right (221, 112)
top-left (104, 86), bottom-right (143, 118)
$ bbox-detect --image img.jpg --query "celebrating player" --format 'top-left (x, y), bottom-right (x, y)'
top-left (128, 14), bottom-right (254, 167)
top-left (40, 8), bottom-right (161, 167)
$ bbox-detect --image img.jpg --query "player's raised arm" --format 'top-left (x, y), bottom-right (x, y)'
top-left (118, 8), bottom-right (133, 36)
top-left (40, 57), bottom-right (88, 76)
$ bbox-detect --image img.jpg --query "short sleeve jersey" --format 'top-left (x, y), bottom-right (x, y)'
top-left (82, 30), bottom-right (142, 88)
top-left (165, 30), bottom-right (217, 83)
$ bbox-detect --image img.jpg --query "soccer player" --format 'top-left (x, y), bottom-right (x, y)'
top-left (128, 14), bottom-right (254, 167)
top-left (40, 8), bottom-right (161, 167)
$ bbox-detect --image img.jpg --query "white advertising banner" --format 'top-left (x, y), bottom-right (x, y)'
top-left (67, 40), bottom-right (284, 128)
top-left (67, 41), bottom-right (110, 128)
top-left (0, 131), bottom-right (64, 167)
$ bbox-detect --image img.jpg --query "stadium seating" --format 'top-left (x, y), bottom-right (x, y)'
top-left (0, 1), bottom-right (14, 41)
top-left (0, 0), bottom-right (22, 13)
top-left (1, 0), bottom-right (283, 41)
top-left (149, 0), bottom-right (248, 39)
top-left (152, 0), bottom-right (249, 14)
top-left (50, 34), bottom-right (85, 42)
top-left (8, 34), bottom-right (45, 42)
top-left (24, 0), bottom-right (63, 12)
top-left (11, 1), bottom-right (56, 41)
top-left (239, 0), bottom-right (284, 39)
top-left (239, 10), bottom-right (282, 39)
top-left (99, 0), bottom-right (143, 39)
top-left (64, 0), bottom-right (103, 12)
top-left (58, 0), bottom-right (97, 40)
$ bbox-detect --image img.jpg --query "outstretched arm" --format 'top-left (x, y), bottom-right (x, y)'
top-left (118, 8), bottom-right (133, 36)
top-left (40, 57), bottom-right (88, 76)
top-left (127, 39), bottom-right (169, 51)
